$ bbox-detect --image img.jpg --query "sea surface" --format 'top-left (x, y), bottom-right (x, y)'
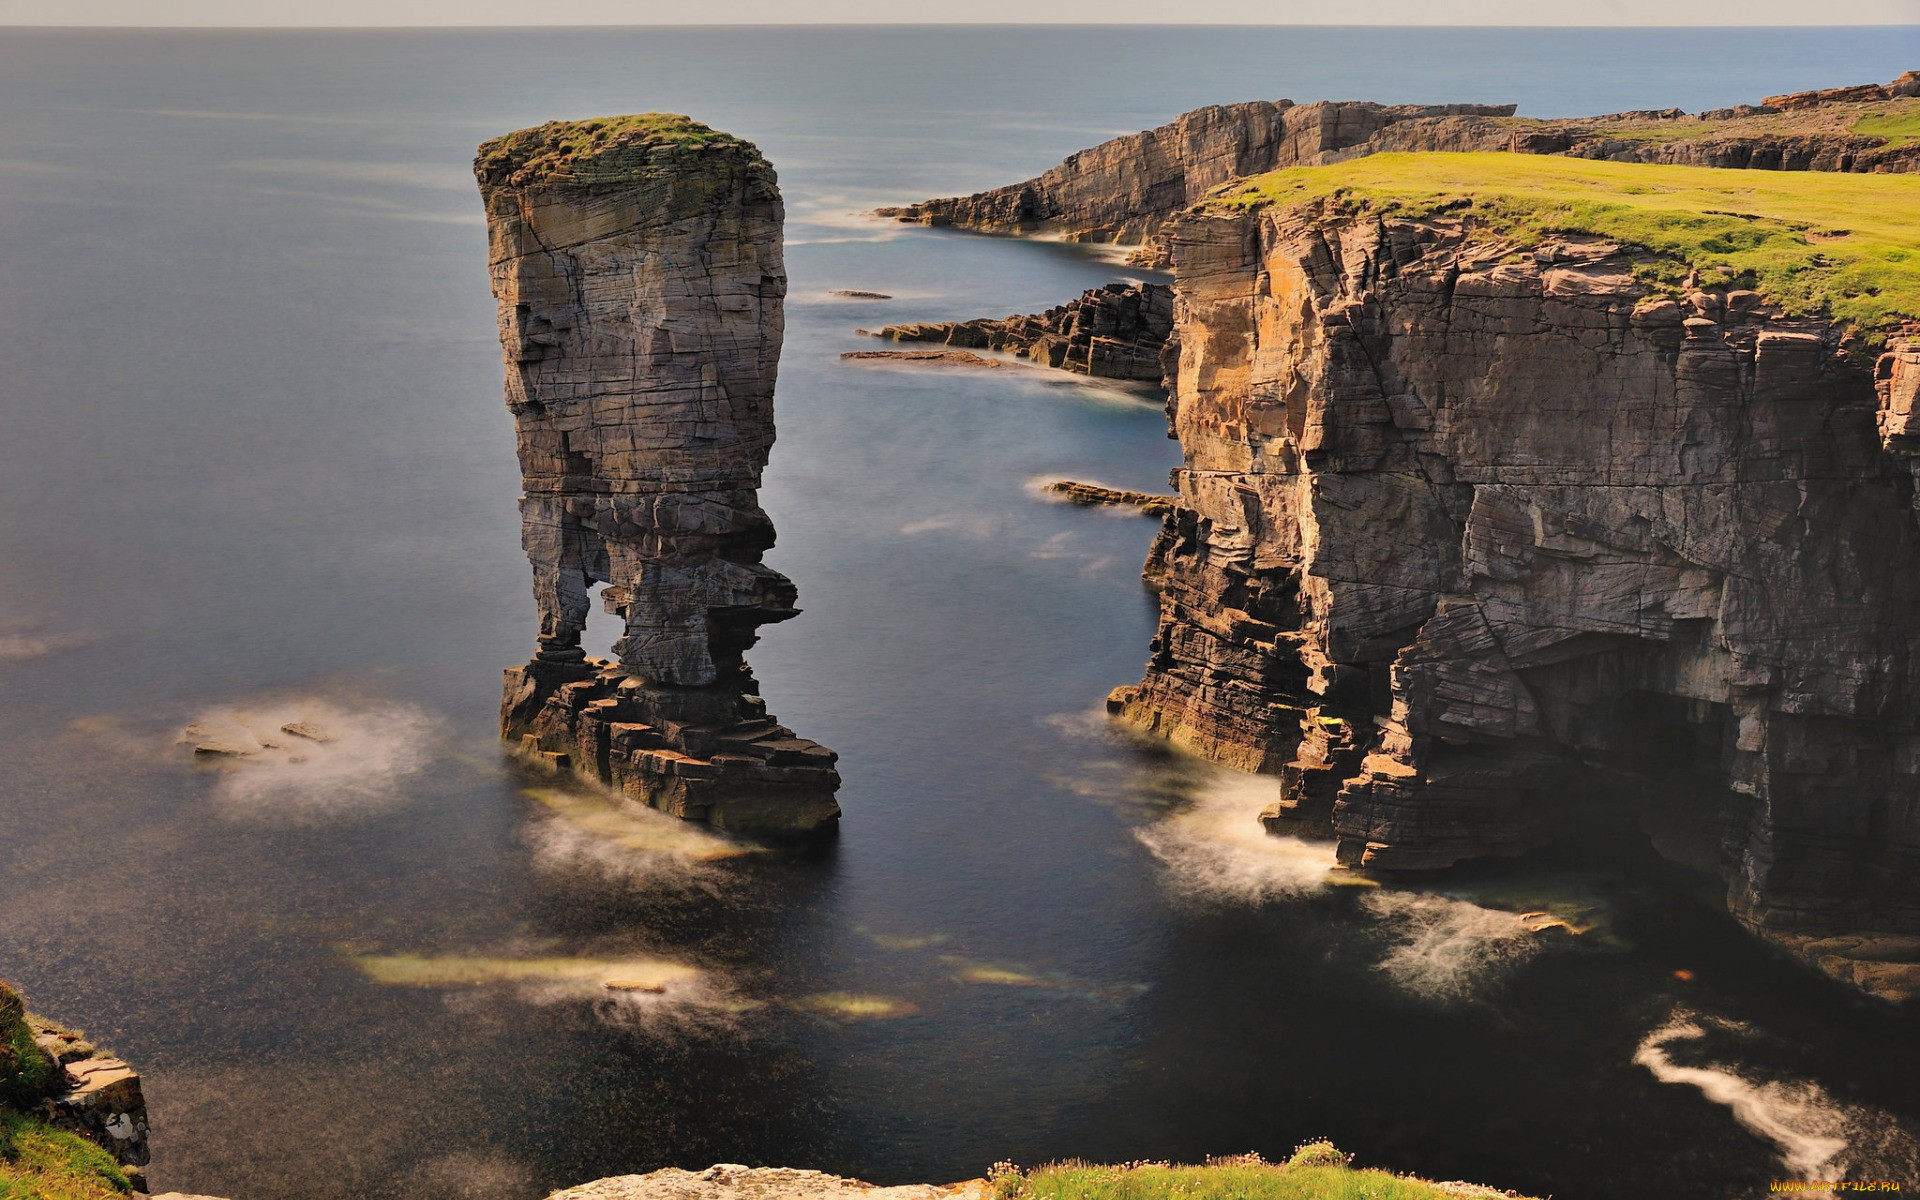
top-left (3, 25), bottom-right (1920, 1200)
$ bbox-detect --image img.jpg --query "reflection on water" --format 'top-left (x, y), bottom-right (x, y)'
top-left (4, 24), bottom-right (1920, 1200)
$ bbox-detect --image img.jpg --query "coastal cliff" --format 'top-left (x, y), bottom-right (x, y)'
top-left (1108, 154), bottom-right (1920, 1001)
top-left (477, 115), bottom-right (840, 839)
top-left (880, 73), bottom-right (1920, 265)
top-left (876, 100), bottom-right (1515, 264)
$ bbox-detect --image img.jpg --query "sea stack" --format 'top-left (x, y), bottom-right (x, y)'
top-left (477, 114), bottom-right (840, 839)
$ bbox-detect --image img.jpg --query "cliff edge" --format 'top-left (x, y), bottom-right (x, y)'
top-left (1108, 152), bottom-right (1920, 1001)
top-left (478, 115), bottom-right (840, 839)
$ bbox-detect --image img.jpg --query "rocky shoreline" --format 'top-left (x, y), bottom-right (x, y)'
top-left (860, 282), bottom-right (1175, 383)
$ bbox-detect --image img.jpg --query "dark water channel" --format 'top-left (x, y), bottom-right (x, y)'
top-left (2, 25), bottom-right (1920, 1200)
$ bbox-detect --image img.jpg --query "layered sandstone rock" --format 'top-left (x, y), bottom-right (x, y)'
top-left (865, 281), bottom-right (1175, 383)
top-left (880, 74), bottom-right (1920, 264)
top-left (478, 115), bottom-right (839, 839)
top-left (1109, 200), bottom-right (1920, 1000)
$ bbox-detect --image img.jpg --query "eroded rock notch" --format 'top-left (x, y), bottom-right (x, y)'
top-left (478, 115), bottom-right (839, 839)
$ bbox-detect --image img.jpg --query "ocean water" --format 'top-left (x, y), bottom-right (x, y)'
top-left (2, 25), bottom-right (1919, 1200)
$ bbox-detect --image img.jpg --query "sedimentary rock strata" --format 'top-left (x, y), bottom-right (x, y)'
top-left (1108, 197), bottom-right (1920, 999)
top-left (881, 73), bottom-right (1920, 265)
top-left (1046, 480), bottom-right (1176, 517)
top-left (840, 349), bottom-right (1023, 369)
top-left (478, 115), bottom-right (839, 839)
top-left (867, 282), bottom-right (1175, 383)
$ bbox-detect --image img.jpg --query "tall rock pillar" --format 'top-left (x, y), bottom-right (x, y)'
top-left (477, 115), bottom-right (840, 839)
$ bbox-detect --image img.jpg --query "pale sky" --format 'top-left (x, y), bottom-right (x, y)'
top-left (3, 0), bottom-right (1918, 24)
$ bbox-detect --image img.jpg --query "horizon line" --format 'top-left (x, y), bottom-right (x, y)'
top-left (4, 19), bottom-right (1918, 28)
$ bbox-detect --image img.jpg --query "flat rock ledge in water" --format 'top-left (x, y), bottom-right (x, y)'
top-left (477, 115), bottom-right (839, 839)
top-left (865, 282), bottom-right (1175, 383)
top-left (551, 1166), bottom-right (994, 1200)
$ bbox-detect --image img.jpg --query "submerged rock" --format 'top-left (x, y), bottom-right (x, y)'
top-left (1109, 194), bottom-right (1920, 1000)
top-left (477, 115), bottom-right (839, 840)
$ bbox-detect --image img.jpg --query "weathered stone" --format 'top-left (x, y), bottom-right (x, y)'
top-left (478, 115), bottom-right (839, 840)
top-left (548, 1165), bottom-right (994, 1200)
top-left (24, 1014), bottom-right (150, 1167)
top-left (869, 282), bottom-right (1176, 383)
top-left (840, 349), bottom-right (1025, 369)
top-left (1046, 480), bottom-right (1176, 516)
top-left (1113, 199), bottom-right (1920, 1000)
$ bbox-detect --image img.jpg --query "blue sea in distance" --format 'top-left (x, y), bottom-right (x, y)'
top-left (2, 25), bottom-right (1919, 1200)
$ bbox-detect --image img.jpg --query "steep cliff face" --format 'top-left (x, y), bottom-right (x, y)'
top-left (865, 281), bottom-right (1175, 382)
top-left (881, 75), bottom-right (1920, 265)
top-left (477, 115), bottom-right (839, 839)
top-left (1108, 192), bottom-right (1920, 999)
top-left (876, 101), bottom-right (1515, 262)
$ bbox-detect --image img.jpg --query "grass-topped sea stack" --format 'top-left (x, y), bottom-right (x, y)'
top-left (478, 114), bottom-right (840, 839)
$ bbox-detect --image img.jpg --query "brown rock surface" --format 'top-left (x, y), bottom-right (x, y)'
top-left (549, 1166), bottom-right (993, 1200)
top-left (478, 115), bottom-right (839, 839)
top-left (1108, 197), bottom-right (1920, 999)
top-left (1046, 480), bottom-right (1176, 517)
top-left (23, 1011), bottom-right (150, 1168)
top-left (868, 281), bottom-right (1176, 383)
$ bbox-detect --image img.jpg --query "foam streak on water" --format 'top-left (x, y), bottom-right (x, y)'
top-left (1634, 1012), bottom-right (1853, 1181)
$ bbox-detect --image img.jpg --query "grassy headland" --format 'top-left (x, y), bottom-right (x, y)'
top-left (1207, 152), bottom-right (1920, 330)
top-left (991, 1147), bottom-right (1533, 1200)
top-left (0, 983), bottom-right (129, 1200)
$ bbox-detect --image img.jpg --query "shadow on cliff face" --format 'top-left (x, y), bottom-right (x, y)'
top-left (1635, 1007), bottom-right (1920, 1184)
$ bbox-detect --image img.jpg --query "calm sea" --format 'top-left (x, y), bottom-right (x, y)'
top-left (2, 25), bottom-right (1919, 1200)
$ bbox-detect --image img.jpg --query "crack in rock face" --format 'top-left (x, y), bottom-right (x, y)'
top-left (476, 116), bottom-right (839, 840)
top-left (1109, 197), bottom-right (1920, 1001)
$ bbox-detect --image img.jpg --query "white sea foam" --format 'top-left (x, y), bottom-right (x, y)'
top-left (1359, 891), bottom-right (1541, 1001)
top-left (1134, 768), bottom-right (1338, 903)
top-left (185, 697), bottom-right (441, 819)
top-left (1634, 1012), bottom-right (1852, 1181)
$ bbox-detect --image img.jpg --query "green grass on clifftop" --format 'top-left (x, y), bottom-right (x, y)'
top-left (1208, 151), bottom-right (1920, 329)
top-left (475, 113), bottom-right (757, 189)
top-left (991, 1148), bottom-right (1534, 1200)
top-left (0, 985), bottom-right (128, 1200)
top-left (0, 1112), bottom-right (131, 1200)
